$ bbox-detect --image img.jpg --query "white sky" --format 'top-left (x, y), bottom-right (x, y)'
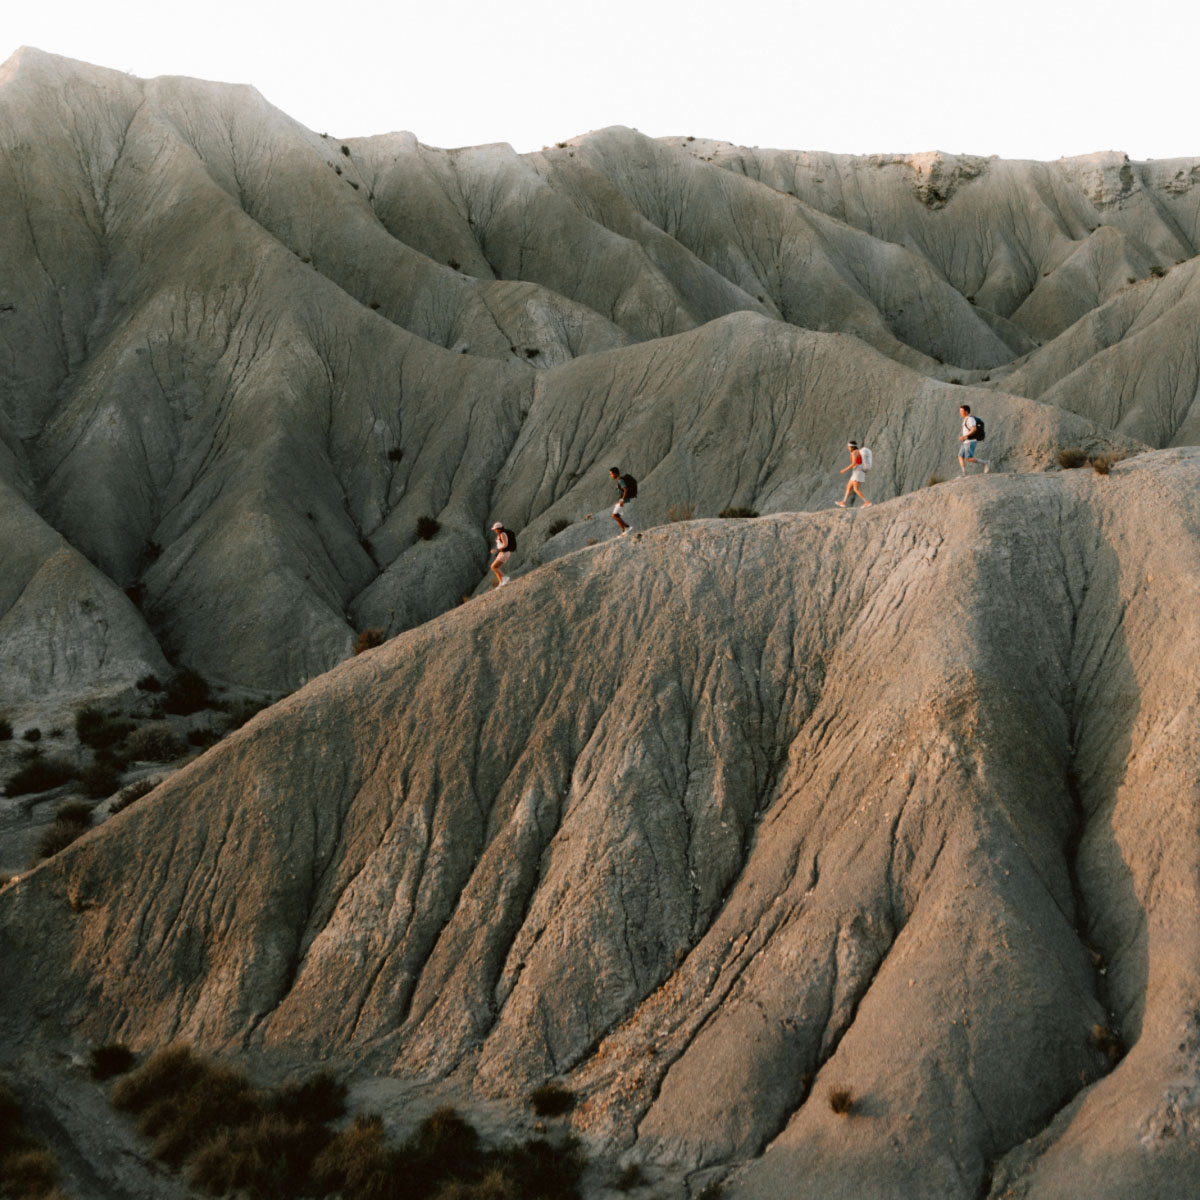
top-left (4, 0), bottom-right (1197, 161)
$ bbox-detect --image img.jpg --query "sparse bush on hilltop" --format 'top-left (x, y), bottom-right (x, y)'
top-left (111, 777), bottom-right (161, 814)
top-left (718, 506), bottom-right (759, 519)
top-left (666, 504), bottom-right (693, 523)
top-left (828, 1087), bottom-right (854, 1116)
top-left (353, 628), bottom-right (387, 655)
top-left (1090, 452), bottom-right (1123, 476)
top-left (416, 516), bottom-right (441, 541)
top-left (546, 518), bottom-right (572, 538)
top-left (34, 802), bottom-right (93, 862)
top-left (80, 759), bottom-right (122, 799)
top-left (1057, 448), bottom-right (1089, 469)
top-left (0, 718), bottom-right (11, 741)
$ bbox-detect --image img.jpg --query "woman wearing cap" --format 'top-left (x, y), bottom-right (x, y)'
top-left (836, 442), bottom-right (871, 508)
top-left (489, 522), bottom-right (513, 587)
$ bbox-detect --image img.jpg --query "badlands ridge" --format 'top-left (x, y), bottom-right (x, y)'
top-left (1, 47), bottom-right (1198, 1199)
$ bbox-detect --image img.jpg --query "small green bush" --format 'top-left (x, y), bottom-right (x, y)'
top-left (76, 706), bottom-right (135, 751)
top-left (111, 777), bottom-right (161, 814)
top-left (124, 723), bottom-right (185, 763)
top-left (80, 760), bottom-right (122, 799)
top-left (353, 628), bottom-right (387, 655)
top-left (164, 669), bottom-right (212, 716)
top-left (416, 516), bottom-right (441, 541)
top-left (90, 1044), bottom-right (136, 1081)
top-left (718, 506), bottom-right (759, 519)
top-left (1057, 448), bottom-right (1089, 469)
top-left (529, 1082), bottom-right (575, 1117)
top-left (5, 756), bottom-right (77, 798)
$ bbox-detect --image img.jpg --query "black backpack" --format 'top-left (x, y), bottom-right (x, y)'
top-left (620, 474), bottom-right (638, 499)
top-left (973, 417), bottom-right (986, 441)
top-left (499, 527), bottom-right (517, 553)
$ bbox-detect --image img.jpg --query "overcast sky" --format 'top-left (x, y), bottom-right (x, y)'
top-left (5, 0), bottom-right (1197, 161)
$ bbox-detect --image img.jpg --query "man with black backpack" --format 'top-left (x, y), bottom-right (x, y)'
top-left (958, 404), bottom-right (990, 475)
top-left (610, 467), bottom-right (637, 535)
top-left (489, 521), bottom-right (516, 586)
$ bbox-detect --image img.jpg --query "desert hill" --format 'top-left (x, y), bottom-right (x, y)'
top-left (0, 48), bottom-right (1187, 698)
top-left (2, 451), bottom-right (1198, 1198)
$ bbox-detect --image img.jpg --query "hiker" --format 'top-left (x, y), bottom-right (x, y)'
top-left (610, 467), bottom-right (637, 535)
top-left (958, 405), bottom-right (989, 475)
top-left (836, 442), bottom-right (871, 508)
top-left (489, 522), bottom-right (515, 586)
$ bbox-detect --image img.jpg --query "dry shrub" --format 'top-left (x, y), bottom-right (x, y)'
top-left (310, 1115), bottom-right (392, 1198)
top-left (415, 516), bottom-right (441, 540)
top-left (0, 1146), bottom-right (59, 1197)
top-left (186, 1112), bottom-right (319, 1198)
top-left (90, 1043), bottom-right (136, 1081)
top-left (124, 723), bottom-right (185, 763)
top-left (718, 506), bottom-right (759, 518)
top-left (274, 1071), bottom-right (346, 1125)
top-left (666, 504), bottom-right (694, 522)
top-left (34, 803), bottom-right (92, 862)
top-left (111, 776), bottom-right (161, 814)
top-left (1057, 448), bottom-right (1089, 469)
top-left (926, 474), bottom-right (946, 487)
top-left (616, 1162), bottom-right (648, 1191)
top-left (1090, 452), bottom-right (1122, 476)
top-left (354, 628), bottom-right (387, 655)
top-left (529, 1082), bottom-right (575, 1117)
top-left (5, 756), bottom-right (77, 798)
top-left (0, 718), bottom-right (11, 740)
top-left (1090, 1023), bottom-right (1126, 1065)
top-left (80, 759), bottom-right (121, 799)
top-left (76, 706), bottom-right (135, 750)
top-left (828, 1087), bottom-right (854, 1116)
top-left (546, 518), bottom-right (572, 537)
top-left (163, 669), bottom-right (212, 716)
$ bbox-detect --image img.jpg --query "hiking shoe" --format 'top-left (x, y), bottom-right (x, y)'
top-left (983, 463), bottom-right (990, 474)
top-left (834, 501), bottom-right (847, 508)
top-left (499, 576), bottom-right (509, 586)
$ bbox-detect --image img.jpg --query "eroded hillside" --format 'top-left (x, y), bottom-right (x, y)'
top-left (1, 49), bottom-right (1189, 697)
top-left (3, 453), bottom-right (1199, 1198)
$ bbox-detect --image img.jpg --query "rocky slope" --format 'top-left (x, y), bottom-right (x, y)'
top-left (2, 452), bottom-right (1198, 1198)
top-left (0, 48), bottom-right (1182, 698)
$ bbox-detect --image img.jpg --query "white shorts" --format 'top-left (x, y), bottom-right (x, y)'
top-left (851, 468), bottom-right (866, 483)
top-left (493, 550), bottom-right (510, 564)
top-left (613, 500), bottom-right (635, 523)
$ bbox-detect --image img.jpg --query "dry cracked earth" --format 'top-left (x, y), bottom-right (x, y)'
top-left (1, 46), bottom-right (1199, 1200)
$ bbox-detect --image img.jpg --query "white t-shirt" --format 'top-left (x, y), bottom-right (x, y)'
top-left (962, 415), bottom-right (978, 439)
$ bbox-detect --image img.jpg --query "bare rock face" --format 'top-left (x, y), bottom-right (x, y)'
top-left (2, 451), bottom-right (1198, 1198)
top-left (2, 49), bottom-right (1189, 698)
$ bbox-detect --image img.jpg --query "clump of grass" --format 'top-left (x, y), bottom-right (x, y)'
top-left (22, 727), bottom-right (41, 742)
top-left (529, 1082), bottom-right (575, 1117)
top-left (926, 474), bottom-right (946, 487)
top-left (387, 446), bottom-right (404, 462)
top-left (666, 504), bottom-right (694, 522)
top-left (828, 1087), bottom-right (854, 1116)
top-left (34, 801), bottom-right (93, 861)
top-left (124, 723), bottom-right (185, 763)
top-left (188, 728), bottom-right (220, 750)
top-left (1150, 264), bottom-right (1165, 277)
top-left (353, 628), bottom-right (387, 655)
top-left (718, 506), bottom-right (759, 519)
top-left (524, 347), bottom-right (540, 358)
top-left (0, 718), bottom-right (11, 741)
top-left (164, 669), bottom-right (212, 716)
top-left (137, 674), bottom-right (163, 692)
top-left (5, 755), bottom-right (77, 798)
top-left (111, 777), bottom-right (161, 814)
top-left (222, 698), bottom-right (271, 731)
top-left (415, 516), bottom-right (441, 541)
top-left (1089, 452), bottom-right (1122, 475)
top-left (547, 518), bottom-right (572, 538)
top-left (76, 706), bottom-right (136, 751)
top-left (1057, 448), bottom-right (1089, 469)
top-left (80, 759), bottom-right (122, 799)
top-left (90, 1044), bottom-right (136, 1081)
top-left (1090, 1024), bottom-right (1126, 1065)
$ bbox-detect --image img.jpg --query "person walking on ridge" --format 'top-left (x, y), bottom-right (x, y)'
top-left (489, 522), bottom-right (515, 586)
top-left (836, 442), bottom-right (871, 508)
top-left (958, 404), bottom-right (989, 475)
top-left (610, 467), bottom-right (637, 535)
